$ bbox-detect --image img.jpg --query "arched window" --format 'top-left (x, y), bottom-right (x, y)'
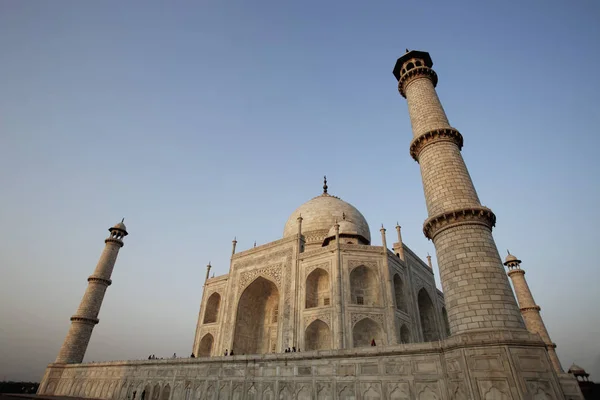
top-left (352, 317), bottom-right (383, 347)
top-left (406, 62), bottom-right (415, 70)
top-left (203, 292), bottom-right (221, 324)
top-left (415, 60), bottom-right (422, 67)
top-left (350, 265), bottom-right (380, 306)
top-left (233, 277), bottom-right (279, 355)
top-left (442, 307), bottom-right (451, 337)
top-left (304, 319), bottom-right (332, 351)
top-left (418, 288), bottom-right (439, 342)
top-left (400, 324), bottom-right (410, 344)
top-left (393, 274), bottom-right (407, 312)
top-left (198, 333), bottom-right (214, 357)
top-left (305, 268), bottom-right (330, 308)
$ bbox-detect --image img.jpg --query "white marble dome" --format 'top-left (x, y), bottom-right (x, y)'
top-left (283, 193), bottom-right (371, 243)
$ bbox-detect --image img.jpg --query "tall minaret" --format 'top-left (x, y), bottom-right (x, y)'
top-left (504, 252), bottom-right (562, 372)
top-left (55, 220), bottom-right (128, 364)
top-left (393, 51), bottom-right (525, 335)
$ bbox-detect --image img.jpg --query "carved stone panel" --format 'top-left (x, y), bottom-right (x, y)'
top-left (388, 382), bottom-right (410, 400)
top-left (295, 383), bottom-right (312, 400)
top-left (305, 262), bottom-right (330, 278)
top-left (471, 355), bottom-right (505, 372)
top-left (477, 380), bottom-right (512, 400)
top-left (350, 312), bottom-right (384, 327)
top-left (337, 383), bottom-right (356, 400)
top-left (238, 264), bottom-right (283, 291)
top-left (385, 361), bottom-right (409, 375)
top-left (525, 380), bottom-right (554, 400)
top-left (316, 381), bottom-right (333, 400)
top-left (415, 382), bottom-right (440, 400)
top-left (278, 381), bottom-right (294, 399)
top-left (303, 313), bottom-right (332, 327)
top-left (361, 382), bottom-right (382, 399)
top-left (348, 260), bottom-right (378, 272)
top-left (247, 383), bottom-right (258, 400)
top-left (448, 381), bottom-right (468, 400)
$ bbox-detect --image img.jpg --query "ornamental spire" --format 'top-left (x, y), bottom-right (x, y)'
top-left (323, 175), bottom-right (328, 194)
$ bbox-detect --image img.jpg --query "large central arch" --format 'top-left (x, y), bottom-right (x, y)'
top-left (233, 276), bottom-right (279, 355)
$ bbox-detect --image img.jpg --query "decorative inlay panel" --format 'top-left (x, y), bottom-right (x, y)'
top-left (238, 264), bottom-right (282, 290)
top-left (348, 259), bottom-right (378, 272)
top-left (351, 312), bottom-right (384, 327)
top-left (305, 262), bottom-right (330, 278)
top-left (303, 313), bottom-right (332, 327)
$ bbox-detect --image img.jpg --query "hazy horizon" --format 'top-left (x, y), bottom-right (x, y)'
top-left (1, 0), bottom-right (599, 382)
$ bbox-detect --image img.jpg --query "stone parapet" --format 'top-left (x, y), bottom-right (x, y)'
top-left (39, 330), bottom-right (580, 399)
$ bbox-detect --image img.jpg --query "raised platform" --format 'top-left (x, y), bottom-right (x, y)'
top-left (38, 331), bottom-right (583, 399)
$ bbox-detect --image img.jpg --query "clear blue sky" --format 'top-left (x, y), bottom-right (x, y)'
top-left (1, 0), bottom-right (599, 382)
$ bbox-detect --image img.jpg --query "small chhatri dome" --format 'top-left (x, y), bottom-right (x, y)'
top-left (109, 218), bottom-right (128, 235)
top-left (326, 220), bottom-right (362, 238)
top-left (283, 178), bottom-right (370, 246)
top-left (568, 363), bottom-right (587, 375)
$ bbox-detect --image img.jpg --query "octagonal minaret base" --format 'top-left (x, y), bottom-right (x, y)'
top-left (55, 221), bottom-right (127, 364)
top-left (394, 51), bottom-right (525, 335)
top-left (505, 253), bottom-right (563, 373)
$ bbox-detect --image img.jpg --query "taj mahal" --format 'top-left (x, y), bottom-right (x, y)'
top-left (37, 50), bottom-right (586, 399)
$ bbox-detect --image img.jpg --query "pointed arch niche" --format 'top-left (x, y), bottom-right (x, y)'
top-left (393, 274), bottom-right (407, 312)
top-left (198, 333), bottom-right (214, 357)
top-left (442, 306), bottom-right (451, 337)
top-left (350, 265), bottom-right (380, 306)
top-left (160, 385), bottom-right (170, 400)
top-left (400, 324), bottom-right (410, 344)
top-left (418, 288), bottom-right (439, 342)
top-left (304, 319), bottom-right (331, 351)
top-left (352, 317), bottom-right (383, 347)
top-left (305, 268), bottom-right (330, 308)
top-left (203, 292), bottom-right (221, 324)
top-left (233, 276), bottom-right (279, 355)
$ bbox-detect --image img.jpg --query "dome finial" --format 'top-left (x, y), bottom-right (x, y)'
top-left (121, 217), bottom-right (125, 223)
top-left (323, 175), bottom-right (328, 194)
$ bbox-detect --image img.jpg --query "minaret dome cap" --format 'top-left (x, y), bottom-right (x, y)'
top-left (503, 252), bottom-right (520, 265)
top-left (393, 50), bottom-right (433, 81)
top-left (109, 219), bottom-right (128, 236)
